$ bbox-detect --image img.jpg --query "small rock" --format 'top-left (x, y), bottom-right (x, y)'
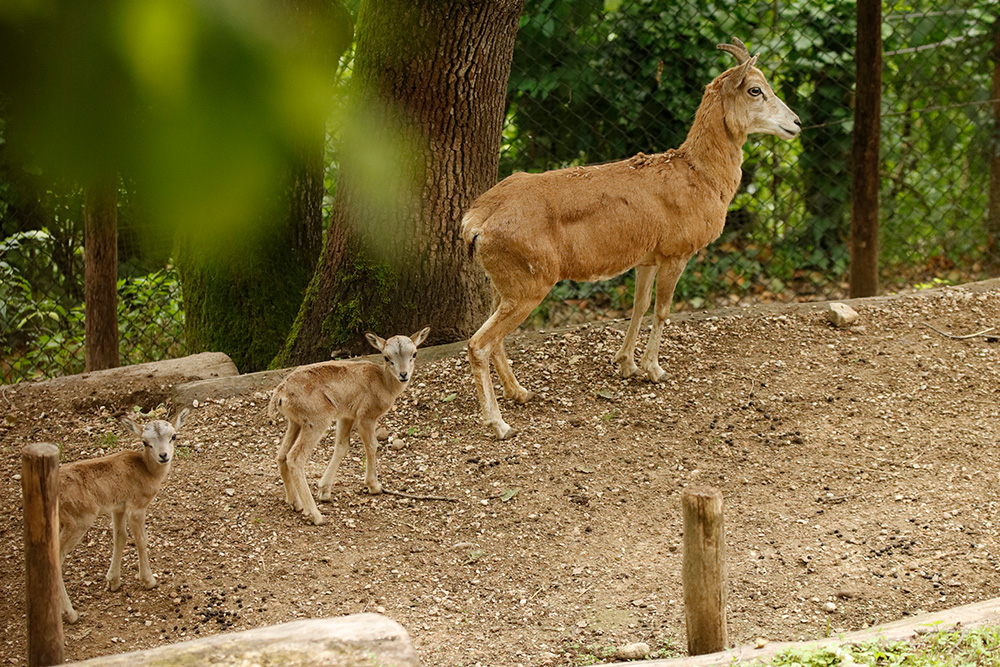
top-left (13, 474), bottom-right (21, 481)
top-left (390, 438), bottom-right (405, 450)
top-left (568, 416), bottom-right (583, 427)
top-left (224, 488), bottom-right (235, 496)
top-left (375, 427), bottom-right (389, 442)
top-left (452, 542), bottom-right (475, 551)
top-left (836, 587), bottom-right (859, 599)
top-left (614, 642), bottom-right (650, 660)
top-left (192, 399), bottom-right (199, 408)
top-left (755, 637), bottom-right (769, 649)
top-left (575, 619), bottom-right (588, 628)
top-left (823, 601), bottom-right (837, 613)
top-left (827, 302), bottom-right (859, 327)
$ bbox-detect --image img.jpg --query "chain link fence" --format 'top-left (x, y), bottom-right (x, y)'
top-left (505, 0), bottom-right (998, 328)
top-left (2, 0), bottom-right (997, 381)
top-left (0, 178), bottom-right (186, 383)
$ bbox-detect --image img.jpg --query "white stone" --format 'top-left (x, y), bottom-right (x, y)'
top-left (828, 302), bottom-right (859, 327)
top-left (615, 642), bottom-right (650, 660)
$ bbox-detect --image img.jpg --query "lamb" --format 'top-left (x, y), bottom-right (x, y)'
top-left (268, 327), bottom-right (430, 525)
top-left (58, 408), bottom-right (189, 623)
top-left (461, 38), bottom-right (800, 439)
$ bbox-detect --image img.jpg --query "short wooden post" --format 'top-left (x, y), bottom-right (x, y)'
top-left (681, 485), bottom-right (727, 656)
top-left (22, 443), bottom-right (64, 667)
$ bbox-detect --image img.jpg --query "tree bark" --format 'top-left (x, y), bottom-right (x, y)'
top-left (178, 0), bottom-right (350, 373)
top-left (84, 179), bottom-right (119, 372)
top-left (850, 0), bottom-right (882, 298)
top-left (274, 0), bottom-right (524, 366)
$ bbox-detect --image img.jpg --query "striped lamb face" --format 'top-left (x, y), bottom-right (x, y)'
top-left (122, 408), bottom-right (188, 465)
top-left (366, 327), bottom-right (431, 383)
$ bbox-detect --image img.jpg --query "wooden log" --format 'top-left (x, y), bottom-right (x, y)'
top-left (22, 443), bottom-right (64, 667)
top-left (681, 485), bottom-right (727, 656)
top-left (64, 613), bottom-right (417, 666)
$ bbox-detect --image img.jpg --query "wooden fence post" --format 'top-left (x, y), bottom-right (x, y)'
top-left (681, 485), bottom-right (727, 656)
top-left (22, 443), bottom-right (64, 667)
top-left (850, 0), bottom-right (883, 298)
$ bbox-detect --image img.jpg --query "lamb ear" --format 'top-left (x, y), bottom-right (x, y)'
top-left (172, 407), bottom-right (190, 430)
top-left (121, 417), bottom-right (141, 437)
top-left (365, 331), bottom-right (386, 352)
top-left (410, 326), bottom-right (430, 348)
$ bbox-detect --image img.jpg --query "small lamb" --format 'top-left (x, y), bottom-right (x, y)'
top-left (268, 327), bottom-right (430, 525)
top-left (58, 408), bottom-right (189, 623)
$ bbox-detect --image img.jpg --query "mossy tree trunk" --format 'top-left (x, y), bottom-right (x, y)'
top-left (273, 0), bottom-right (523, 367)
top-left (177, 0), bottom-right (351, 373)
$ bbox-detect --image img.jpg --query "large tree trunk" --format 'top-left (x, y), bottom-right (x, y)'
top-left (178, 0), bottom-right (350, 373)
top-left (274, 0), bottom-right (523, 366)
top-left (178, 138), bottom-right (327, 373)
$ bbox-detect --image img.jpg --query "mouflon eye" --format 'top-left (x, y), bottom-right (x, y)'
top-left (384, 355), bottom-right (389, 362)
top-left (171, 434), bottom-right (177, 441)
top-left (143, 440), bottom-right (150, 447)
top-left (412, 353), bottom-right (417, 359)
top-left (748, 86), bottom-right (762, 96)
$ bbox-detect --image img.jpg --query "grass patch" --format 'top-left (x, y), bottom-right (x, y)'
top-left (768, 626), bottom-right (1000, 667)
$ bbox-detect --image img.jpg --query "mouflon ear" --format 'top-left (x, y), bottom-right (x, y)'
top-left (365, 331), bottom-right (387, 352)
top-left (410, 326), bottom-right (431, 348)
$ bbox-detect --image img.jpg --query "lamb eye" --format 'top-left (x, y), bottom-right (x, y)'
top-left (748, 86), bottom-right (762, 97)
top-left (143, 440), bottom-right (151, 447)
top-left (384, 355), bottom-right (390, 362)
top-left (412, 353), bottom-right (417, 359)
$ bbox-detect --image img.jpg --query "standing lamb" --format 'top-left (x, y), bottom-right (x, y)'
top-left (58, 408), bottom-right (189, 623)
top-left (461, 38), bottom-right (801, 439)
top-left (268, 327), bottom-right (430, 525)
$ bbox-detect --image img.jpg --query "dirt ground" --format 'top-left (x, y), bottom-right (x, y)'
top-left (2, 282), bottom-right (1000, 667)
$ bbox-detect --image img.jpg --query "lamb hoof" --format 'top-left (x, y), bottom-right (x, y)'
top-left (140, 575), bottom-right (158, 589)
top-left (317, 487), bottom-right (333, 502)
top-left (489, 420), bottom-right (515, 440)
top-left (505, 387), bottom-right (534, 404)
top-left (618, 363), bottom-right (639, 378)
top-left (307, 513), bottom-right (326, 526)
top-left (65, 609), bottom-right (79, 624)
top-left (644, 366), bottom-right (667, 383)
top-left (106, 576), bottom-right (122, 592)
top-left (367, 483), bottom-right (383, 495)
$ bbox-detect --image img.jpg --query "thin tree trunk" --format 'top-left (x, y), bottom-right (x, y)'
top-left (275, 0), bottom-right (524, 366)
top-left (84, 179), bottom-right (119, 372)
top-left (987, 19), bottom-right (1000, 264)
top-left (850, 0), bottom-right (882, 298)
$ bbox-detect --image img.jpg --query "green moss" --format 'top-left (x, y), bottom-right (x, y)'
top-left (320, 256), bottom-right (396, 347)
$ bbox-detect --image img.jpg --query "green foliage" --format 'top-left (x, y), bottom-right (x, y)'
top-left (0, 227), bottom-right (186, 382)
top-left (0, 0), bottom-right (349, 251)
